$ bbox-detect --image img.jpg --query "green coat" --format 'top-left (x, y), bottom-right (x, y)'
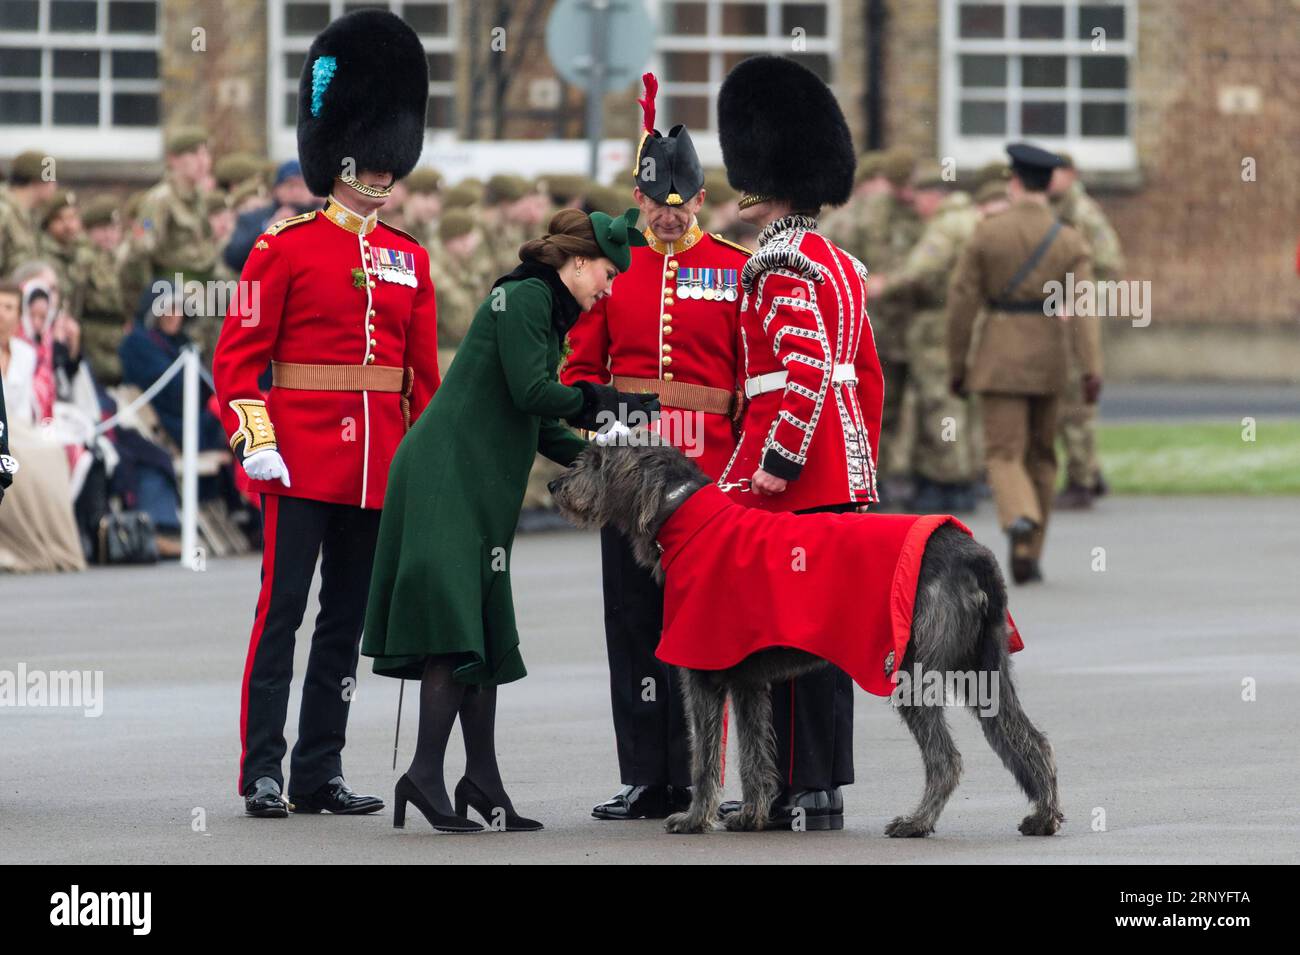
top-left (362, 265), bottom-right (587, 685)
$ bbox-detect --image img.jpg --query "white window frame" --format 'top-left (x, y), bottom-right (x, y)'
top-left (0, 0), bottom-right (162, 160)
top-left (266, 0), bottom-right (460, 162)
top-left (939, 0), bottom-right (1137, 171)
top-left (648, 0), bottom-right (840, 163)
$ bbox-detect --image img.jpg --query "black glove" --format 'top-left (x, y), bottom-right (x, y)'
top-left (567, 381), bottom-right (661, 432)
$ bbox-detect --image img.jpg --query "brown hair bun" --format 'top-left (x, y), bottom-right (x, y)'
top-left (517, 208), bottom-right (603, 269)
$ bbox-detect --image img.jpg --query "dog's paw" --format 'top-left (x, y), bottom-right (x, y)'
top-left (885, 815), bottom-right (934, 838)
top-left (723, 805), bottom-right (764, 832)
top-left (1018, 809), bottom-right (1064, 836)
top-left (665, 811), bottom-right (710, 835)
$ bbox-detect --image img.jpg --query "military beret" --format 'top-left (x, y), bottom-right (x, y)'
top-left (703, 167), bottom-right (737, 203)
top-left (584, 184), bottom-right (629, 217)
top-left (854, 150), bottom-right (887, 185)
top-left (80, 195), bottom-right (121, 229)
top-left (540, 173), bottom-right (591, 205)
top-left (880, 148), bottom-right (917, 187)
top-left (229, 177), bottom-right (268, 207)
top-left (438, 208), bottom-right (477, 242)
top-left (974, 180), bottom-right (1009, 205)
top-left (485, 173), bottom-right (528, 204)
top-left (38, 189), bottom-right (76, 229)
top-left (10, 150), bottom-right (51, 184)
top-left (971, 160), bottom-right (1011, 189)
top-left (203, 191), bottom-right (232, 216)
top-left (405, 167), bottom-right (443, 195)
top-left (165, 126), bottom-right (209, 156)
top-left (212, 152), bottom-right (265, 190)
top-left (912, 161), bottom-right (953, 191)
top-left (443, 182), bottom-right (484, 209)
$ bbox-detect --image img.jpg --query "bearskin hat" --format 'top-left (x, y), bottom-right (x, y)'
top-left (297, 10), bottom-right (429, 197)
top-left (717, 56), bottom-right (855, 210)
top-left (634, 73), bottom-right (704, 206)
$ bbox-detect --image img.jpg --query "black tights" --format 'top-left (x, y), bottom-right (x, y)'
top-left (406, 656), bottom-right (513, 815)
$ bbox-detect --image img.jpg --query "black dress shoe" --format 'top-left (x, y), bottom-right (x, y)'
top-left (244, 776), bottom-right (289, 818)
top-left (454, 777), bottom-right (543, 831)
top-left (291, 776), bottom-right (384, 815)
top-left (720, 788), bottom-right (845, 831)
top-left (591, 784), bottom-right (674, 820)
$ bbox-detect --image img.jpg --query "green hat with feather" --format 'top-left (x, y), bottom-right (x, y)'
top-left (588, 208), bottom-right (647, 272)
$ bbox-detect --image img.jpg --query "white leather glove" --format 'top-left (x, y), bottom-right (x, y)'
top-left (242, 448), bottom-right (291, 487)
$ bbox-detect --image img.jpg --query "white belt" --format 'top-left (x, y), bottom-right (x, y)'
top-left (744, 364), bottom-right (857, 399)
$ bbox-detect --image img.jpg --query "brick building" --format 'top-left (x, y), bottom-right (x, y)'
top-left (2, 0), bottom-right (1296, 351)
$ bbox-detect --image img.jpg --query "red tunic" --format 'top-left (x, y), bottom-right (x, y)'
top-left (654, 485), bottom-right (1023, 697)
top-left (561, 224), bottom-right (749, 480)
top-left (213, 202), bottom-right (441, 509)
top-left (718, 215), bottom-right (884, 512)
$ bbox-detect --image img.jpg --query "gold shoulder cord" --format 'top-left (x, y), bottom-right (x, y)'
top-left (229, 399), bottom-right (278, 455)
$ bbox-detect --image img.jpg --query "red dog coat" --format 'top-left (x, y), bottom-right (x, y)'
top-left (654, 485), bottom-right (1023, 696)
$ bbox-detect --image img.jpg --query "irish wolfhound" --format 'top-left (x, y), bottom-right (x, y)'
top-left (549, 439), bottom-right (1063, 837)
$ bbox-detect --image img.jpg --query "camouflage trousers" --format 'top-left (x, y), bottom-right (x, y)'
top-left (1057, 334), bottom-right (1099, 487)
top-left (902, 308), bottom-right (982, 484)
top-left (80, 315), bottom-right (125, 386)
top-left (878, 356), bottom-right (912, 478)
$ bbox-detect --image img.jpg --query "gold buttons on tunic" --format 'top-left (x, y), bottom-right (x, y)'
top-left (663, 324), bottom-right (673, 335)
top-left (662, 355), bottom-right (672, 365)
top-left (368, 309), bottom-right (376, 317)
top-left (661, 313), bottom-right (672, 322)
top-left (669, 259), bottom-right (679, 269)
top-left (369, 338), bottom-right (377, 348)
top-left (663, 372), bottom-right (674, 381)
top-left (368, 323), bottom-right (375, 332)
top-left (368, 281), bottom-right (376, 288)
top-left (366, 354), bottom-right (376, 364)
top-left (662, 343), bottom-right (672, 353)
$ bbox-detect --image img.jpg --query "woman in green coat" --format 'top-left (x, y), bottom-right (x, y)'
top-left (363, 207), bottom-right (656, 833)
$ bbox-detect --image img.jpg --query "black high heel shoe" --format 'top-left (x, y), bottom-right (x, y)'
top-left (393, 774), bottom-right (483, 833)
top-left (453, 777), bottom-right (544, 832)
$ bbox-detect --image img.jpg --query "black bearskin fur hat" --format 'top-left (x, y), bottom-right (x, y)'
top-left (717, 56), bottom-right (855, 210)
top-left (297, 10), bottom-right (429, 197)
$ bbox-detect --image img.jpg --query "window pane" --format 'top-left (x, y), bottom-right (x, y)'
top-left (1022, 54), bottom-right (1066, 87)
top-left (791, 53), bottom-right (831, 82)
top-left (54, 91), bottom-right (98, 124)
top-left (1078, 4), bottom-right (1125, 40)
top-left (721, 3), bottom-right (766, 36)
top-left (663, 51), bottom-right (710, 83)
top-left (0, 1), bottom-right (38, 30)
top-left (1021, 101), bottom-right (1066, 135)
top-left (1018, 4), bottom-right (1063, 39)
top-left (53, 48), bottom-right (100, 78)
top-left (961, 55), bottom-right (1007, 87)
top-left (285, 52), bottom-right (306, 80)
top-left (285, 3), bottom-right (331, 36)
top-left (666, 94), bottom-right (709, 130)
top-left (0, 90), bottom-right (41, 123)
top-left (108, 1), bottom-right (158, 34)
top-left (344, 2), bottom-right (389, 12)
top-left (51, 0), bottom-right (97, 31)
top-left (1082, 101), bottom-right (1126, 136)
top-left (112, 50), bottom-right (158, 79)
top-left (0, 46), bottom-right (41, 77)
top-left (284, 92), bottom-right (298, 127)
top-left (959, 4), bottom-right (1004, 38)
top-left (404, 3), bottom-right (449, 35)
top-left (426, 52), bottom-right (452, 82)
top-left (112, 91), bottom-right (158, 125)
top-left (1081, 55), bottom-right (1128, 89)
top-left (781, 3), bottom-right (828, 37)
top-left (427, 94), bottom-right (453, 129)
top-left (663, 2), bottom-right (708, 35)
top-left (961, 100), bottom-right (1005, 134)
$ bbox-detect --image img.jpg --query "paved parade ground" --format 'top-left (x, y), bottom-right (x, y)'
top-left (4, 495), bottom-right (1298, 865)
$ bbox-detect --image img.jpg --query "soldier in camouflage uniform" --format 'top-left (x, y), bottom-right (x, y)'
top-left (426, 208), bottom-right (492, 376)
top-left (78, 195), bottom-right (130, 384)
top-left (874, 163), bottom-right (982, 513)
top-left (401, 167), bottom-right (443, 248)
top-left (478, 173), bottom-right (531, 280)
top-left (1, 150), bottom-right (56, 279)
top-left (36, 190), bottom-right (94, 321)
top-left (1050, 152), bottom-right (1123, 508)
top-left (131, 127), bottom-right (220, 361)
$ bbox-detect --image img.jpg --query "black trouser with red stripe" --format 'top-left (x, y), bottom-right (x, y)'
top-left (238, 494), bottom-right (381, 798)
top-left (772, 501), bottom-right (857, 792)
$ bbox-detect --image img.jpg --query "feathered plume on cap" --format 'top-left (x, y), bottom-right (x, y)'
top-left (633, 72), bottom-right (705, 207)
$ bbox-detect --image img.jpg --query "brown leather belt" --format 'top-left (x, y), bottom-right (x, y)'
top-left (612, 375), bottom-right (741, 420)
top-left (272, 361), bottom-right (415, 430)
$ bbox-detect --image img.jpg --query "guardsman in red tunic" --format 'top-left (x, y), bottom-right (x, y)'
top-left (713, 55), bottom-right (886, 831)
top-left (213, 10), bottom-right (440, 818)
top-left (561, 74), bottom-right (750, 821)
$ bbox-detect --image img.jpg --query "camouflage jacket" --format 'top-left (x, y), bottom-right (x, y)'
top-left (881, 192), bottom-right (980, 312)
top-left (132, 174), bottom-right (218, 278)
top-left (1053, 181), bottom-right (1123, 279)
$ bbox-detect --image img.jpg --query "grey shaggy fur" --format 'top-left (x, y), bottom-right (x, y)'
top-left (549, 439), bottom-right (1063, 837)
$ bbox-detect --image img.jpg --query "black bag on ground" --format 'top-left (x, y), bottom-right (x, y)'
top-left (96, 511), bottom-right (159, 565)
